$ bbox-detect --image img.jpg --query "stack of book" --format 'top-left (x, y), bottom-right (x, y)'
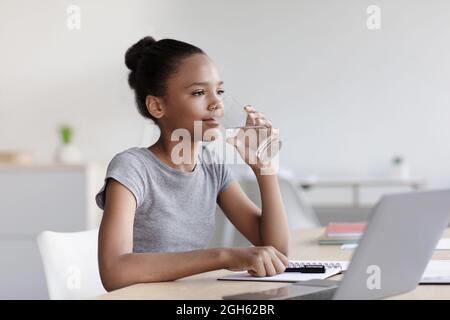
top-left (0, 151), bottom-right (33, 165)
top-left (318, 222), bottom-right (367, 245)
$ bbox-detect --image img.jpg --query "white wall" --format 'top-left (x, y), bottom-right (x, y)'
top-left (1, 0), bottom-right (450, 188)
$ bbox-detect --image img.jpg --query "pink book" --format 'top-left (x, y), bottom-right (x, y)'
top-left (325, 223), bottom-right (367, 237)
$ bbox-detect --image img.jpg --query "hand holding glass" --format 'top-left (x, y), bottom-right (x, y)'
top-left (214, 94), bottom-right (282, 166)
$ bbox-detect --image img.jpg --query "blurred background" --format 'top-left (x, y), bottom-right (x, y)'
top-left (1, 0), bottom-right (450, 298)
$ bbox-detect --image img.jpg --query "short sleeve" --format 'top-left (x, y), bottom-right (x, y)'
top-left (217, 163), bottom-right (235, 194)
top-left (200, 144), bottom-right (236, 195)
top-left (95, 150), bottom-right (146, 210)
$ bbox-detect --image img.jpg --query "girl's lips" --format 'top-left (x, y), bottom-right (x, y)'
top-left (203, 118), bottom-right (220, 127)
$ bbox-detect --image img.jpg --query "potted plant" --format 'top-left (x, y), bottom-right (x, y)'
top-left (54, 125), bottom-right (83, 164)
top-left (390, 155), bottom-right (410, 180)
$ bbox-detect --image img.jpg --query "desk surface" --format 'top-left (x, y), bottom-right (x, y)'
top-left (98, 228), bottom-right (450, 300)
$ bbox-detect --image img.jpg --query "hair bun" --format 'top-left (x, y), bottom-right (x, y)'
top-left (125, 36), bottom-right (156, 72)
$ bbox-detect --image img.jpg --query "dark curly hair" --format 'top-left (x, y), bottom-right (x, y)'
top-left (125, 36), bottom-right (205, 121)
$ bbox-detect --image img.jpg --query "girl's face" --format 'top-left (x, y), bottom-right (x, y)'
top-left (159, 54), bottom-right (224, 141)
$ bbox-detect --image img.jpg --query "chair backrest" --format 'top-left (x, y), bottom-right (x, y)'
top-left (213, 166), bottom-right (320, 248)
top-left (279, 177), bottom-right (321, 228)
top-left (37, 228), bottom-right (106, 300)
top-left (238, 176), bottom-right (321, 229)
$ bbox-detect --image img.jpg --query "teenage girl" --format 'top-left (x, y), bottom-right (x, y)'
top-left (95, 36), bottom-right (290, 291)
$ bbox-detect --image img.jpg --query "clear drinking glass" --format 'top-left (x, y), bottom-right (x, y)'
top-left (215, 94), bottom-right (282, 165)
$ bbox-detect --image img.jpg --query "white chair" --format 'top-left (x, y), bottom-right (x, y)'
top-left (218, 166), bottom-right (321, 247)
top-left (37, 228), bottom-right (106, 300)
top-left (239, 178), bottom-right (320, 228)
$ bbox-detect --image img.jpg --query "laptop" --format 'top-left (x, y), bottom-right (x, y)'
top-left (224, 189), bottom-right (450, 300)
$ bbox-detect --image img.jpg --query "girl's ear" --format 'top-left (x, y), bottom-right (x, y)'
top-left (146, 95), bottom-right (166, 119)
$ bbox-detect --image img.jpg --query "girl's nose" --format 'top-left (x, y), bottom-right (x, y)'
top-left (208, 99), bottom-right (223, 111)
top-left (207, 101), bottom-right (224, 118)
top-left (207, 103), bottom-right (217, 111)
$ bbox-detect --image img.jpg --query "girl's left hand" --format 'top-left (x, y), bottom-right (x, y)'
top-left (226, 105), bottom-right (275, 170)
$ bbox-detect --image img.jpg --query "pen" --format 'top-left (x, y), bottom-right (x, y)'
top-left (284, 265), bottom-right (326, 273)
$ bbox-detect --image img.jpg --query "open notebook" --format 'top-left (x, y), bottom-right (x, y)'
top-left (218, 260), bottom-right (450, 283)
top-left (421, 260), bottom-right (450, 284)
top-left (218, 260), bottom-right (349, 283)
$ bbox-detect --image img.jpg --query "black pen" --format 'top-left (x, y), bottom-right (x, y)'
top-left (284, 265), bottom-right (326, 273)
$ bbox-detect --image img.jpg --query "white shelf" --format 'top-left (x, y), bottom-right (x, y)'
top-left (0, 163), bottom-right (107, 298)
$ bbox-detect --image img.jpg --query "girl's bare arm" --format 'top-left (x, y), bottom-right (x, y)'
top-left (217, 169), bottom-right (290, 257)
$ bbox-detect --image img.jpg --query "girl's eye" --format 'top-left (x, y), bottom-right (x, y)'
top-left (192, 89), bottom-right (225, 96)
top-left (192, 90), bottom-right (205, 96)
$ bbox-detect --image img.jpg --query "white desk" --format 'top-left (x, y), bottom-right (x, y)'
top-left (298, 177), bottom-right (425, 207)
top-left (98, 228), bottom-right (450, 300)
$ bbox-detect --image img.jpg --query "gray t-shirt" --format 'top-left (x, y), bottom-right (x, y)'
top-left (95, 145), bottom-right (234, 253)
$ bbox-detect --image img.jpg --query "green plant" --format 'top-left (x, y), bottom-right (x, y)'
top-left (392, 155), bottom-right (404, 166)
top-left (60, 125), bottom-right (72, 144)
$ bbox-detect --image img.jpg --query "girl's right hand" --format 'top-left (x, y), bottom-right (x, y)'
top-left (223, 246), bottom-right (289, 277)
